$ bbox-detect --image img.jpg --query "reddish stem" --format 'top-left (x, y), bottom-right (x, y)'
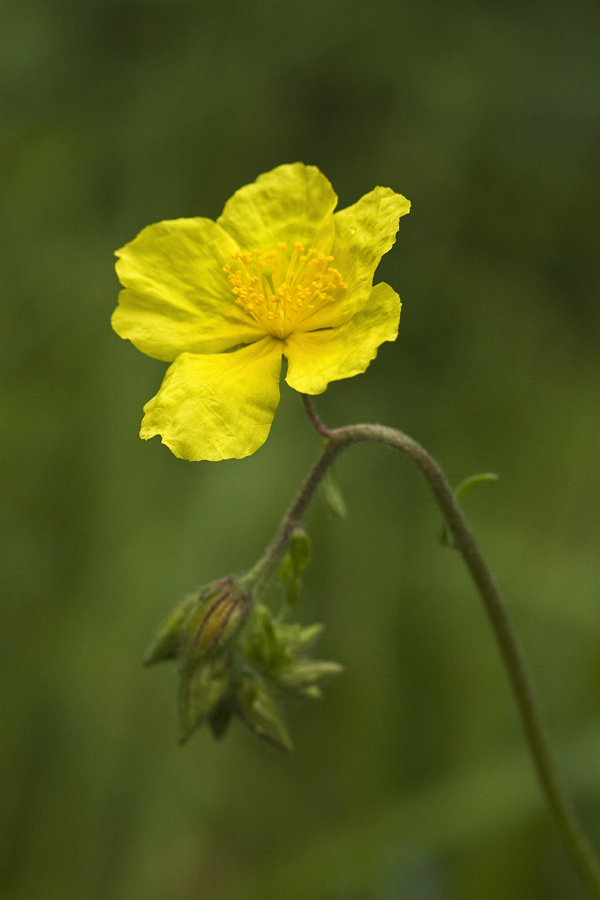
top-left (301, 394), bottom-right (334, 439)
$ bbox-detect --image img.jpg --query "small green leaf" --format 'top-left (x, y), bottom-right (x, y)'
top-left (322, 468), bottom-right (347, 519)
top-left (288, 528), bottom-right (311, 577)
top-left (246, 603), bottom-right (300, 668)
top-left (279, 529), bottom-right (310, 581)
top-left (278, 553), bottom-right (294, 583)
top-left (278, 529), bottom-right (310, 605)
top-left (439, 472), bottom-right (499, 547)
top-left (455, 472), bottom-right (499, 502)
top-left (252, 604), bottom-right (280, 667)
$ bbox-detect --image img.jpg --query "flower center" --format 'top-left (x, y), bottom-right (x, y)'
top-left (223, 242), bottom-right (347, 339)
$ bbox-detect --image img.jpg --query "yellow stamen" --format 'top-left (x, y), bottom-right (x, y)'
top-left (261, 265), bottom-right (276, 295)
top-left (225, 244), bottom-right (346, 338)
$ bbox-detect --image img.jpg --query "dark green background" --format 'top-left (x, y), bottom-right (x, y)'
top-left (2, 0), bottom-right (600, 897)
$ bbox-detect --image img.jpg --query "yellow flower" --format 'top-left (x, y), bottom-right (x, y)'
top-left (112, 163), bottom-right (410, 461)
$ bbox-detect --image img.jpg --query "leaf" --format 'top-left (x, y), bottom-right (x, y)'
top-left (454, 472), bottom-right (499, 502)
top-left (278, 528), bottom-right (311, 605)
top-left (288, 528), bottom-right (311, 577)
top-left (321, 468), bottom-right (347, 519)
top-left (439, 472), bottom-right (499, 547)
top-left (279, 554), bottom-right (294, 583)
top-left (251, 604), bottom-right (280, 667)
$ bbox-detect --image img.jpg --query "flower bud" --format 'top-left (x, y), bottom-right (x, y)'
top-left (183, 577), bottom-right (252, 663)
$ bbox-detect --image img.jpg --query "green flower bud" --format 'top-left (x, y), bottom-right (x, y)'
top-left (182, 577), bottom-right (252, 663)
top-left (144, 563), bottom-right (343, 753)
top-left (235, 670), bottom-right (294, 754)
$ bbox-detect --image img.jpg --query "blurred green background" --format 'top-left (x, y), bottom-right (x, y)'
top-left (2, 0), bottom-right (600, 897)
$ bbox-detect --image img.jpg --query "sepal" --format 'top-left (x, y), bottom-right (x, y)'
top-left (178, 655), bottom-right (232, 743)
top-left (274, 660), bottom-right (344, 697)
top-left (235, 670), bottom-right (294, 754)
top-left (143, 593), bottom-right (196, 665)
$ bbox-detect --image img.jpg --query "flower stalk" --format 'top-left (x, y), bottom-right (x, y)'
top-left (252, 397), bottom-right (600, 898)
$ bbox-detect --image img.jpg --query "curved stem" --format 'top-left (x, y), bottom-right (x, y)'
top-left (249, 437), bottom-right (344, 593)
top-left (301, 393), bottom-right (334, 439)
top-left (256, 399), bottom-right (600, 898)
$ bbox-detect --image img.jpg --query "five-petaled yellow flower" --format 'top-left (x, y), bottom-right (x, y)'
top-left (112, 163), bottom-right (410, 461)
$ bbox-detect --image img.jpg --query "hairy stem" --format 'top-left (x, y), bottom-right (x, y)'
top-left (256, 397), bottom-right (600, 897)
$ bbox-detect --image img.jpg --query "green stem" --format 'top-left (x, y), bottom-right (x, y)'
top-left (248, 437), bottom-right (344, 594)
top-left (256, 400), bottom-right (600, 898)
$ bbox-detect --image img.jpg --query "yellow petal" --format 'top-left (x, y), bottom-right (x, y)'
top-left (113, 218), bottom-right (265, 362)
top-left (284, 282), bottom-right (401, 395)
top-left (299, 187), bottom-right (410, 332)
top-left (217, 163), bottom-right (337, 254)
top-left (141, 337), bottom-right (283, 460)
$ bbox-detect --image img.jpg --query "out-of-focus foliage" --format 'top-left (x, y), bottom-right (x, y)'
top-left (1, 1), bottom-right (599, 898)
